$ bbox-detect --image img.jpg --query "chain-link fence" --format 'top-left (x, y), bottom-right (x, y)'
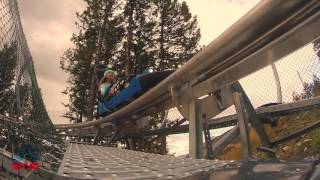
top-left (0, 0), bottom-right (63, 172)
top-left (166, 37), bottom-right (320, 159)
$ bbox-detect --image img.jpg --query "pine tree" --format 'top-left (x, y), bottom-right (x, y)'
top-left (131, 1), bottom-right (158, 74)
top-left (134, 0), bottom-right (201, 154)
top-left (60, 0), bottom-right (124, 123)
top-left (292, 75), bottom-right (320, 101)
top-left (61, 0), bottom-right (201, 155)
top-left (155, 0), bottom-right (201, 70)
top-left (122, 0), bottom-right (158, 76)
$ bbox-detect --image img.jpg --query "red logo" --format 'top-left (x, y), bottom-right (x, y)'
top-left (11, 161), bottom-right (39, 170)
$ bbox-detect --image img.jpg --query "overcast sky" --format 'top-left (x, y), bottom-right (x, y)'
top-left (18, 0), bottom-right (260, 124)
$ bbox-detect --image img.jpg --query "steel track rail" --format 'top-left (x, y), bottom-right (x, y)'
top-left (60, 96), bottom-right (320, 137)
top-left (130, 96), bottom-right (320, 137)
top-left (54, 0), bottom-right (320, 130)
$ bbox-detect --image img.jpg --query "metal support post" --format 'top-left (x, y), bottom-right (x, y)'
top-left (77, 129), bottom-right (82, 142)
top-left (107, 131), bottom-right (120, 146)
top-left (232, 82), bottom-right (276, 158)
top-left (127, 138), bottom-right (136, 150)
top-left (233, 92), bottom-right (252, 159)
top-left (93, 124), bottom-right (113, 145)
top-left (203, 114), bottom-right (213, 159)
top-left (189, 100), bottom-right (203, 159)
top-left (271, 63), bottom-right (282, 103)
top-left (93, 127), bottom-right (103, 145)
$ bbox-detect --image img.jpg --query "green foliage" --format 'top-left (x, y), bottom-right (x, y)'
top-left (0, 43), bottom-right (17, 116)
top-left (272, 110), bottom-right (320, 159)
top-left (61, 0), bottom-right (201, 153)
top-left (61, 0), bottom-right (201, 123)
top-left (60, 0), bottom-right (124, 123)
top-left (274, 66), bottom-right (320, 159)
top-left (292, 75), bottom-right (320, 101)
top-left (292, 39), bottom-right (320, 101)
top-left (123, 0), bottom-right (158, 75)
top-left (155, 0), bottom-right (201, 70)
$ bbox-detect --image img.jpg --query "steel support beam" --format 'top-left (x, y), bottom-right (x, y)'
top-left (232, 82), bottom-right (276, 158)
top-left (203, 117), bottom-right (213, 159)
top-left (127, 96), bottom-right (320, 137)
top-left (92, 126), bottom-right (103, 145)
top-left (233, 92), bottom-right (252, 159)
top-left (127, 137), bottom-right (136, 150)
top-left (210, 125), bottom-right (240, 159)
top-left (93, 124), bottom-right (113, 145)
top-left (271, 63), bottom-right (282, 103)
top-left (107, 131), bottom-right (120, 146)
top-left (188, 100), bottom-right (203, 159)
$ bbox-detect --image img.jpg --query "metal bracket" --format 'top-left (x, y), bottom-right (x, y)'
top-left (170, 80), bottom-right (275, 159)
top-left (170, 84), bottom-right (189, 118)
top-left (170, 83), bottom-right (234, 159)
top-left (170, 84), bottom-right (234, 121)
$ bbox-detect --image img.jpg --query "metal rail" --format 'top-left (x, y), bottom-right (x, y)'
top-left (54, 0), bottom-right (320, 130)
top-left (58, 96), bottom-right (320, 137)
top-left (270, 119), bottom-right (320, 147)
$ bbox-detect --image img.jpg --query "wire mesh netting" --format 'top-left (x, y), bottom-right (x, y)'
top-left (166, 37), bottom-right (320, 158)
top-left (0, 0), bottom-right (63, 171)
top-left (0, 0), bottom-right (317, 170)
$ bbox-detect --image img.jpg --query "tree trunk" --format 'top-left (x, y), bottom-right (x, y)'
top-left (87, 0), bottom-right (109, 121)
top-left (159, 1), bottom-right (165, 70)
top-left (125, 0), bottom-right (134, 78)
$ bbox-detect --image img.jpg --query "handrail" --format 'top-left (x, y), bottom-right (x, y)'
top-left (55, 0), bottom-right (320, 129)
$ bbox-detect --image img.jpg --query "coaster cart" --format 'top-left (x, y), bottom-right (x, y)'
top-left (93, 65), bottom-right (173, 135)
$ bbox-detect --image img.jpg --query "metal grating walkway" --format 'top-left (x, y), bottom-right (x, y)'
top-left (58, 143), bottom-right (319, 180)
top-left (58, 143), bottom-right (227, 179)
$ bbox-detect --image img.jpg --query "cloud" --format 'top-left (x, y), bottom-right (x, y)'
top-left (225, 0), bottom-right (259, 6)
top-left (18, 0), bottom-right (84, 29)
top-left (48, 110), bottom-right (70, 124)
top-left (37, 76), bottom-right (70, 123)
top-left (184, 0), bottom-right (260, 45)
top-left (19, 0), bottom-right (85, 83)
top-left (18, 0), bottom-right (85, 123)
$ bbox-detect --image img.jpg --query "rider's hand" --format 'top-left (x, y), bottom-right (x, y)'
top-left (109, 88), bottom-right (116, 96)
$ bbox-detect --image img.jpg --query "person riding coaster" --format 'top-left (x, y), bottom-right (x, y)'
top-left (96, 66), bottom-right (174, 117)
top-left (97, 68), bottom-right (117, 101)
